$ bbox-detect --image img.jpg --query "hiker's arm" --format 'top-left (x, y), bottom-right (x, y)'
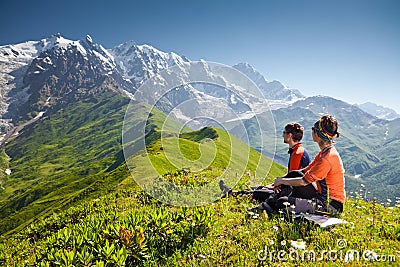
top-left (262, 183), bottom-right (274, 190)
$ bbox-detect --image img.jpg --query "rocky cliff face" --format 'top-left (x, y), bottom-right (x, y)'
top-left (1, 34), bottom-right (307, 136)
top-left (110, 41), bottom-right (189, 89)
top-left (233, 62), bottom-right (305, 101)
top-left (0, 35), bottom-right (133, 131)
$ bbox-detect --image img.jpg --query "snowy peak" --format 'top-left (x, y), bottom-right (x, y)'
top-left (0, 34), bottom-right (115, 71)
top-left (1, 34), bottom-right (133, 126)
top-left (233, 62), bottom-right (305, 101)
top-left (234, 62), bottom-right (269, 83)
top-left (0, 34), bottom-right (74, 61)
top-left (78, 35), bottom-right (116, 71)
top-left (109, 41), bottom-right (189, 87)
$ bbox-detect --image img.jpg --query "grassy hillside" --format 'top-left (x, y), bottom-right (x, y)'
top-left (0, 92), bottom-right (131, 234)
top-left (125, 125), bottom-right (285, 207)
top-left (0, 90), bottom-right (285, 235)
top-left (1, 172), bottom-right (399, 266)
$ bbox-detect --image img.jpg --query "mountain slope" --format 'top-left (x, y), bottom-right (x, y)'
top-left (0, 34), bottom-right (133, 129)
top-left (233, 62), bottom-right (304, 101)
top-left (110, 41), bottom-right (189, 88)
top-left (1, 33), bottom-right (398, 221)
top-left (0, 92), bottom-right (131, 234)
top-left (356, 102), bottom-right (400, 120)
top-left (0, 89), bottom-right (286, 235)
top-left (0, 89), bottom-right (186, 234)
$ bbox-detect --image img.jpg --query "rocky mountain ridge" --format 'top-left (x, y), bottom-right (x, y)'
top-left (356, 102), bottom-right (399, 120)
top-left (2, 34), bottom-right (397, 133)
top-left (0, 34), bottom-right (294, 135)
top-left (1, 33), bottom-right (399, 202)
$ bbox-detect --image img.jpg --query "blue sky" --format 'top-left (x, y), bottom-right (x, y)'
top-left (1, 0), bottom-right (399, 113)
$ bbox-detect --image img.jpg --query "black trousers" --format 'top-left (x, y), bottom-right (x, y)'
top-left (250, 170), bottom-right (318, 202)
top-left (267, 170), bottom-right (342, 214)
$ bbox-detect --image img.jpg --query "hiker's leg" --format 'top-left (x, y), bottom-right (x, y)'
top-left (281, 171), bottom-right (318, 199)
top-left (248, 201), bottom-right (275, 214)
top-left (250, 195), bottom-right (311, 214)
top-left (252, 188), bottom-right (275, 202)
top-left (290, 184), bottom-right (319, 199)
top-left (237, 185), bottom-right (263, 194)
top-left (220, 180), bottom-right (271, 197)
top-left (275, 196), bottom-right (317, 213)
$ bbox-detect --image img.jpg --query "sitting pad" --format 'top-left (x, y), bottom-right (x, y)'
top-left (295, 213), bottom-right (348, 228)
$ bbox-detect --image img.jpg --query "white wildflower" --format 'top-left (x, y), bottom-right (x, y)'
top-left (291, 240), bottom-right (306, 250)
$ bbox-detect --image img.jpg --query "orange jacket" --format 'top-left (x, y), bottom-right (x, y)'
top-left (302, 146), bottom-right (346, 203)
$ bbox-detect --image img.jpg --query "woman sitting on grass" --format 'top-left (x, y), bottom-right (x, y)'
top-left (255, 114), bottom-right (345, 215)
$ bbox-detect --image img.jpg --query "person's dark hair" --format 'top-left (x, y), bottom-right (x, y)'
top-left (312, 114), bottom-right (340, 143)
top-left (284, 122), bottom-right (304, 142)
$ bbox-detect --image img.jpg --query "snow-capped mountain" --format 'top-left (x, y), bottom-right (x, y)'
top-left (109, 43), bottom-right (274, 128)
top-left (356, 102), bottom-right (400, 120)
top-left (1, 34), bottom-right (294, 133)
top-left (0, 36), bottom-right (57, 129)
top-left (3, 33), bottom-right (398, 136)
top-left (0, 34), bottom-right (116, 80)
top-left (110, 41), bottom-right (189, 88)
top-left (233, 63), bottom-right (305, 103)
top-left (0, 34), bottom-right (133, 132)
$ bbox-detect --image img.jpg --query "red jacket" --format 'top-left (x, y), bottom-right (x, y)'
top-left (288, 143), bottom-right (310, 171)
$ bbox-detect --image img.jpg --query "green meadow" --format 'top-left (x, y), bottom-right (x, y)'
top-left (1, 93), bottom-right (399, 266)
